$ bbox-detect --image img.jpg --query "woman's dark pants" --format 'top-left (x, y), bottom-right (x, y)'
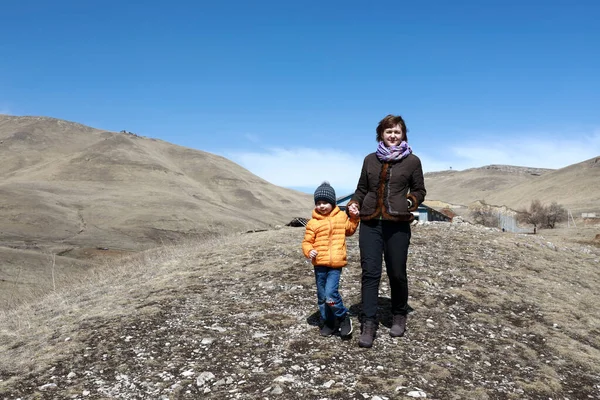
top-left (359, 219), bottom-right (411, 322)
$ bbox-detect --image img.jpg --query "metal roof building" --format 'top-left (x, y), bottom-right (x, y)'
top-left (336, 194), bottom-right (452, 223)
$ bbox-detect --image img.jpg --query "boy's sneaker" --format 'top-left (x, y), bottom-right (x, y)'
top-left (320, 321), bottom-right (335, 337)
top-left (339, 314), bottom-right (353, 337)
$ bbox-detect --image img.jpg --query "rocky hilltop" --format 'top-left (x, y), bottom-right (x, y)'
top-left (1, 222), bottom-right (598, 399)
top-left (471, 164), bottom-right (553, 175)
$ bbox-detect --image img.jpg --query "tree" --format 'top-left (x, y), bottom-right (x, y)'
top-left (517, 200), bottom-right (566, 230)
top-left (470, 204), bottom-right (499, 228)
top-left (545, 202), bottom-right (567, 228)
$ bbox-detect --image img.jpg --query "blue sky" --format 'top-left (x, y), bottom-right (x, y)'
top-left (1, 1), bottom-right (599, 194)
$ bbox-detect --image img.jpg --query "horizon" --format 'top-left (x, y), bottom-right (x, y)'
top-left (1, 1), bottom-right (599, 194)
top-left (4, 111), bottom-right (594, 196)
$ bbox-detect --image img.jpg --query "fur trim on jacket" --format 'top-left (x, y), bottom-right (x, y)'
top-left (348, 152), bottom-right (426, 222)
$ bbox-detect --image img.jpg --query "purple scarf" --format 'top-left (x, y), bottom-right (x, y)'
top-left (376, 141), bottom-right (412, 162)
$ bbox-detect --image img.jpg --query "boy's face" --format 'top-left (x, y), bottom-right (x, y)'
top-left (382, 124), bottom-right (404, 147)
top-left (315, 200), bottom-right (333, 215)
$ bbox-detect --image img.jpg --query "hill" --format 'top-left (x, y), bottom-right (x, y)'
top-left (0, 223), bottom-right (599, 399)
top-left (424, 160), bottom-right (600, 216)
top-left (0, 115), bottom-right (313, 307)
top-left (0, 115), bottom-right (312, 250)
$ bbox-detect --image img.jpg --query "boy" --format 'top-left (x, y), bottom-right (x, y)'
top-left (302, 181), bottom-right (360, 337)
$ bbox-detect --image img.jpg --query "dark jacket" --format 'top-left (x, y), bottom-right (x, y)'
top-left (348, 152), bottom-right (426, 222)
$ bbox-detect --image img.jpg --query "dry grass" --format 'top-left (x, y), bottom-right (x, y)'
top-left (1, 223), bottom-right (599, 399)
top-left (1, 115), bottom-right (313, 309)
top-left (0, 234), bottom-right (224, 375)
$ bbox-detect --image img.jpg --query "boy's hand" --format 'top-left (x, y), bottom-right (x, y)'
top-left (348, 204), bottom-right (360, 217)
top-left (309, 250), bottom-right (318, 259)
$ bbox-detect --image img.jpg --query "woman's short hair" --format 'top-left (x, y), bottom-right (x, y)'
top-left (376, 114), bottom-right (408, 142)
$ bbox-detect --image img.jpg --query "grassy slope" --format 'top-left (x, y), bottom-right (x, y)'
top-left (424, 158), bottom-right (600, 214)
top-left (0, 223), bottom-right (598, 399)
top-left (0, 115), bottom-right (314, 308)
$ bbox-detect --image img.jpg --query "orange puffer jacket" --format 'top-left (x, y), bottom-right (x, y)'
top-left (302, 206), bottom-right (359, 268)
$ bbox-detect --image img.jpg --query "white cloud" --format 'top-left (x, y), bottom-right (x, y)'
top-left (421, 129), bottom-right (600, 172)
top-left (222, 129), bottom-right (600, 194)
top-left (225, 147), bottom-right (363, 195)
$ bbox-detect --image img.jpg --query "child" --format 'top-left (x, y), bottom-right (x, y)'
top-left (302, 181), bottom-right (360, 337)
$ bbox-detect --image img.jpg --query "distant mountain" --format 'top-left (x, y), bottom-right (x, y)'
top-left (424, 158), bottom-right (600, 214)
top-left (0, 115), bottom-right (313, 254)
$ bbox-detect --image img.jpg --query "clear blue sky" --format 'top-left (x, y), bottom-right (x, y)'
top-left (1, 0), bottom-right (599, 194)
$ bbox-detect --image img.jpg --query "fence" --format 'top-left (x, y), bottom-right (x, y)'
top-left (497, 211), bottom-right (530, 233)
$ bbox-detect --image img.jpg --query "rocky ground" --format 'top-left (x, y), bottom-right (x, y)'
top-left (1, 222), bottom-right (599, 399)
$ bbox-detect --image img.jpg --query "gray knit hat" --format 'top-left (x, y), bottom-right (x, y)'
top-left (314, 181), bottom-right (336, 206)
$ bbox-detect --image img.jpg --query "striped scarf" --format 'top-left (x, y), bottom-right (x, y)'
top-left (375, 141), bottom-right (412, 162)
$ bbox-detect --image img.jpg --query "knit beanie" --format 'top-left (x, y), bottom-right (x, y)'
top-left (314, 181), bottom-right (336, 207)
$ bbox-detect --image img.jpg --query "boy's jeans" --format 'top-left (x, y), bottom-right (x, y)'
top-left (314, 266), bottom-right (348, 323)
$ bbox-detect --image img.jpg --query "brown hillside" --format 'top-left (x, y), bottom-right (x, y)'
top-left (425, 160), bottom-right (600, 215)
top-left (0, 115), bottom-right (312, 250)
top-left (484, 157), bottom-right (600, 214)
top-left (0, 115), bottom-right (313, 306)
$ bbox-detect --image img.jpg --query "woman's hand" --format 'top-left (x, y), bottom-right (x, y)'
top-left (348, 203), bottom-right (360, 217)
top-left (309, 250), bottom-right (318, 259)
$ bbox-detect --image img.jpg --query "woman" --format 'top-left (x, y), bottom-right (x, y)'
top-left (347, 114), bottom-right (426, 348)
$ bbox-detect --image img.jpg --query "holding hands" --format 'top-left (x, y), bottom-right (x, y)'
top-left (309, 249), bottom-right (318, 259)
top-left (348, 203), bottom-right (360, 217)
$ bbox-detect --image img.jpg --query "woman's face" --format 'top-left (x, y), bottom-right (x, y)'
top-left (382, 124), bottom-right (404, 147)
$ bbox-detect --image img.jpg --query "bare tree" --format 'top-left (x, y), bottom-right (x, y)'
top-left (545, 202), bottom-right (567, 228)
top-left (517, 200), bottom-right (566, 230)
top-left (470, 204), bottom-right (499, 228)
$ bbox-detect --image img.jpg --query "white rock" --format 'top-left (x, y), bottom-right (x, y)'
top-left (407, 390), bottom-right (427, 398)
top-left (39, 383), bottom-right (57, 391)
top-left (181, 369), bottom-right (194, 378)
top-left (274, 374), bottom-right (296, 383)
top-left (67, 372), bottom-right (76, 379)
top-left (206, 325), bottom-right (227, 332)
top-left (201, 338), bottom-right (214, 345)
top-left (271, 385), bottom-right (284, 394)
top-left (323, 380), bottom-right (335, 388)
top-left (196, 371), bottom-right (215, 387)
